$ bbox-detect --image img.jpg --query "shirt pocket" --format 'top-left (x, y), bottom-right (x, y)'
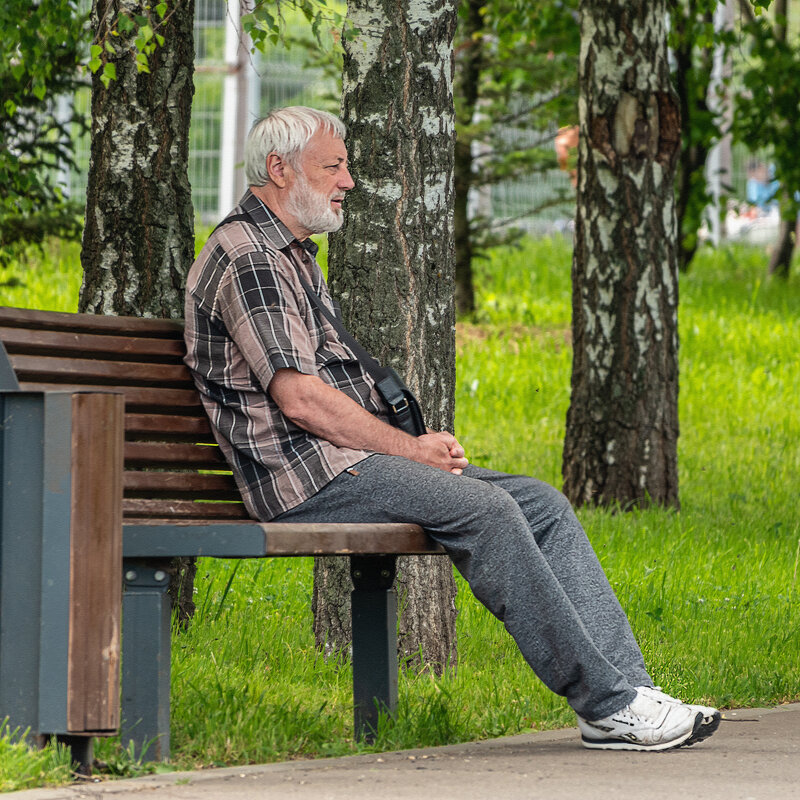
top-left (315, 333), bottom-right (359, 368)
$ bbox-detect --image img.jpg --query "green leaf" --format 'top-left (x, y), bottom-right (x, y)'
top-left (88, 56), bottom-right (102, 74)
top-left (155, 33), bottom-right (165, 47)
top-left (105, 39), bottom-right (116, 54)
top-left (90, 44), bottom-right (102, 59)
top-left (103, 62), bottom-right (117, 82)
top-left (155, 2), bottom-right (167, 19)
top-left (4, 100), bottom-right (17, 117)
top-left (117, 13), bottom-right (135, 33)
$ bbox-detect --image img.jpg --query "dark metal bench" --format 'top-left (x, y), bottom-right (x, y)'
top-left (0, 306), bottom-right (444, 764)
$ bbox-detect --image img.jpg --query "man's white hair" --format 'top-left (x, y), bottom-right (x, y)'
top-left (244, 106), bottom-right (346, 187)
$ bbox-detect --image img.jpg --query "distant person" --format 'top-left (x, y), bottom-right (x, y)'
top-left (185, 106), bottom-right (721, 751)
top-left (746, 160), bottom-right (779, 212)
top-left (555, 124), bottom-right (579, 187)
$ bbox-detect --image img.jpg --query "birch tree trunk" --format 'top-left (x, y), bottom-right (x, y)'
top-left (562, 1), bottom-right (681, 509)
top-left (313, 0), bottom-right (459, 673)
top-left (80, 0), bottom-right (195, 317)
top-left (453, 0), bottom-right (486, 317)
top-left (80, 0), bottom-right (196, 619)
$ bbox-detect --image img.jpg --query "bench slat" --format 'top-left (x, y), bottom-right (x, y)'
top-left (10, 354), bottom-right (191, 387)
top-left (124, 441), bottom-right (227, 469)
top-left (122, 522), bottom-right (443, 557)
top-left (0, 307), bottom-right (184, 337)
top-left (124, 471), bottom-right (239, 500)
top-left (125, 413), bottom-right (213, 439)
top-left (18, 382), bottom-right (201, 410)
top-left (123, 499), bottom-right (250, 520)
top-left (0, 326), bottom-right (185, 362)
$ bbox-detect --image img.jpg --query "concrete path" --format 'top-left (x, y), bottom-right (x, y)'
top-left (12, 704), bottom-right (800, 800)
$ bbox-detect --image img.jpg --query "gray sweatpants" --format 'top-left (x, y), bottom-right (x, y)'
top-left (275, 454), bottom-right (652, 719)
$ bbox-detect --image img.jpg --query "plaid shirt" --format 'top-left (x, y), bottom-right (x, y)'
top-left (184, 190), bottom-right (386, 520)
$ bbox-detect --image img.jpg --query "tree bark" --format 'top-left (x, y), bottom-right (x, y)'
top-left (767, 1), bottom-right (795, 279)
top-left (80, 0), bottom-right (195, 317)
top-left (768, 209), bottom-right (795, 279)
top-left (453, 0), bottom-right (486, 317)
top-left (562, 1), bottom-right (681, 509)
top-left (672, 0), bottom-right (714, 273)
top-left (81, 0), bottom-right (196, 621)
top-left (313, 0), bottom-right (460, 674)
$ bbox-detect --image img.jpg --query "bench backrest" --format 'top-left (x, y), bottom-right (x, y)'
top-left (0, 307), bottom-right (249, 523)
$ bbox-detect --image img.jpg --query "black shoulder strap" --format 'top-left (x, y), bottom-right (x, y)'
top-left (291, 270), bottom-right (391, 383)
top-left (213, 207), bottom-right (390, 383)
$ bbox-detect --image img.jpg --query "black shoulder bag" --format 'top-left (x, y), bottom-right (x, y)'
top-left (294, 273), bottom-right (427, 438)
top-left (213, 206), bottom-right (426, 437)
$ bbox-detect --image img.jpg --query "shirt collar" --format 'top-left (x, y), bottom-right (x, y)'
top-left (239, 189), bottom-right (320, 258)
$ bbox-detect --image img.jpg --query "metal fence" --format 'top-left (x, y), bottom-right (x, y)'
top-left (61, 2), bottom-right (769, 242)
top-left (59, 0), bottom-right (576, 233)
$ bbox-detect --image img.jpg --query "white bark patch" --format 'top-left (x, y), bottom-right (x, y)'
top-left (407, 0), bottom-right (451, 34)
top-left (423, 171), bottom-right (449, 212)
top-left (613, 94), bottom-right (639, 157)
top-left (596, 214), bottom-right (615, 255)
top-left (416, 38), bottom-right (454, 87)
top-left (346, 5), bottom-right (387, 83)
top-left (604, 439), bottom-right (616, 465)
top-left (580, 13), bottom-right (597, 66)
top-left (652, 161), bottom-right (663, 190)
top-left (638, 439), bottom-right (652, 488)
top-left (358, 176), bottom-right (404, 202)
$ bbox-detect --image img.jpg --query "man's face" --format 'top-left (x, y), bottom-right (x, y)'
top-left (284, 129), bottom-right (354, 236)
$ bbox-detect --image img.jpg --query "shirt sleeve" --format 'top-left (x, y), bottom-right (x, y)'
top-left (216, 250), bottom-right (319, 390)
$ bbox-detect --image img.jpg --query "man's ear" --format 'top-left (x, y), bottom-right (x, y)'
top-left (266, 152), bottom-right (287, 188)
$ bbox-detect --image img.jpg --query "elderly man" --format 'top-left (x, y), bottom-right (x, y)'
top-left (184, 106), bottom-right (720, 751)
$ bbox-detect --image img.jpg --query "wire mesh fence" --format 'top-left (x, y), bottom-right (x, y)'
top-left (59, 2), bottom-right (769, 242)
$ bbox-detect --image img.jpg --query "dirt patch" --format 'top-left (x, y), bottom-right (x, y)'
top-left (456, 322), bottom-right (572, 353)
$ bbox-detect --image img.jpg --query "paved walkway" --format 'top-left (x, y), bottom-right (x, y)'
top-left (12, 704), bottom-right (800, 800)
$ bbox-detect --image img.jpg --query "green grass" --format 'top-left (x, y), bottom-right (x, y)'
top-left (1, 235), bottom-right (799, 784)
top-left (0, 722), bottom-right (72, 792)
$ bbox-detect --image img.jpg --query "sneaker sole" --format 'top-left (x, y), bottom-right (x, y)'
top-left (580, 712), bottom-right (703, 752)
top-left (685, 712), bottom-right (722, 746)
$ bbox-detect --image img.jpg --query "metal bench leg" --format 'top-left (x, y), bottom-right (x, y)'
top-left (350, 555), bottom-right (398, 741)
top-left (56, 734), bottom-right (93, 776)
top-left (121, 561), bottom-right (171, 761)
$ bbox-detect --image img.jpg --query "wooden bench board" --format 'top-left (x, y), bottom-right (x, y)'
top-left (122, 522), bottom-right (445, 558)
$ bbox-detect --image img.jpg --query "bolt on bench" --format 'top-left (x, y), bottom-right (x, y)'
top-left (0, 306), bottom-right (445, 763)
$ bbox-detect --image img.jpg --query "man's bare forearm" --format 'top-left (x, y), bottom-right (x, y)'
top-left (268, 368), bottom-right (467, 473)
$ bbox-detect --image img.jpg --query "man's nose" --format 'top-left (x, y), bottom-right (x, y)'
top-left (339, 167), bottom-right (355, 191)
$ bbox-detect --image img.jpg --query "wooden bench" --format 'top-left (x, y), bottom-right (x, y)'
top-left (0, 305), bottom-right (445, 763)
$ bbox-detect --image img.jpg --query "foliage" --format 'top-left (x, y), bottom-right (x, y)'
top-left (0, 0), bottom-right (88, 265)
top-left (243, 0), bottom-right (353, 52)
top-left (732, 4), bottom-right (800, 225)
top-left (0, 721), bottom-right (73, 792)
top-left (3, 235), bottom-right (798, 786)
top-left (455, 0), bottom-right (579, 189)
top-left (89, 0), bottom-right (349, 84)
top-left (668, 0), bottom-right (735, 272)
top-left (453, 0), bottom-right (580, 313)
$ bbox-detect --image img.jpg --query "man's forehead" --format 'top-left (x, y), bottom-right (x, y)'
top-left (303, 129), bottom-right (348, 163)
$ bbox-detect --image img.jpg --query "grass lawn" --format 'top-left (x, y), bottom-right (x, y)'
top-left (0, 234), bottom-right (798, 787)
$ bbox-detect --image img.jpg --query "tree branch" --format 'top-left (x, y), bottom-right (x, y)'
top-left (736, 0), bottom-right (757, 26)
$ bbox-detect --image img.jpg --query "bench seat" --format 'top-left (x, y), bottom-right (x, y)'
top-left (0, 305), bottom-right (445, 764)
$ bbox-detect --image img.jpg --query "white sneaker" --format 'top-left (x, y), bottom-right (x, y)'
top-left (577, 690), bottom-right (701, 751)
top-left (637, 685), bottom-right (721, 744)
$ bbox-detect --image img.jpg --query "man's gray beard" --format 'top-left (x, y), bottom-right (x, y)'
top-left (285, 170), bottom-right (343, 235)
